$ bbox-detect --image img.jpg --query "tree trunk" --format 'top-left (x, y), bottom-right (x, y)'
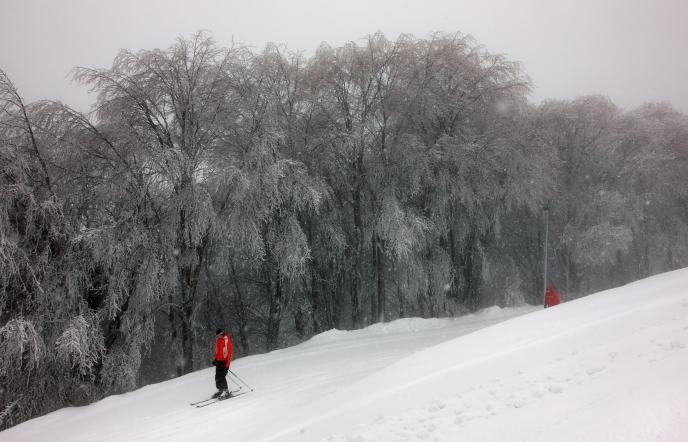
top-left (266, 275), bottom-right (284, 351)
top-left (176, 234), bottom-right (209, 375)
top-left (309, 269), bottom-right (323, 335)
top-left (461, 229), bottom-right (482, 311)
top-left (396, 279), bottom-right (404, 319)
top-left (179, 305), bottom-right (194, 376)
top-left (370, 236), bottom-right (378, 322)
top-left (446, 226), bottom-right (460, 300)
top-left (374, 234), bottom-right (386, 323)
top-left (229, 263), bottom-right (250, 355)
top-left (351, 176), bottom-right (364, 328)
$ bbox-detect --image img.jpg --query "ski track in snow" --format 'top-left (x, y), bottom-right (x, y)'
top-left (2, 269), bottom-right (688, 441)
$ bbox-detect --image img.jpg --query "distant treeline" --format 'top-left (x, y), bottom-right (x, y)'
top-left (1, 31), bottom-right (687, 428)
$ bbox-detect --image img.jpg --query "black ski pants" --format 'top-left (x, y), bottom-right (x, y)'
top-left (215, 364), bottom-right (229, 391)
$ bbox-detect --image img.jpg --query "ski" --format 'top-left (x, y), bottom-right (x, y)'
top-left (194, 399), bottom-right (219, 408)
top-left (190, 390), bottom-right (241, 406)
top-left (190, 397), bottom-right (216, 406)
top-left (194, 391), bottom-right (246, 408)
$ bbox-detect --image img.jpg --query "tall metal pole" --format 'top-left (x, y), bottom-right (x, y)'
top-left (542, 206), bottom-right (549, 306)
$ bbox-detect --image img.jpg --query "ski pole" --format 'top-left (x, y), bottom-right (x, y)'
top-left (228, 375), bottom-right (242, 390)
top-left (228, 369), bottom-right (253, 391)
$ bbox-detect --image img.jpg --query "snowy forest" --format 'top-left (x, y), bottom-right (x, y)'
top-left (1, 31), bottom-right (687, 428)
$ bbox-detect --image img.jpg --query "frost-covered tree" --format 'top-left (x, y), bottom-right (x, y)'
top-left (72, 32), bottom-right (247, 374)
top-left (402, 34), bottom-right (538, 311)
top-left (615, 103), bottom-right (688, 280)
top-left (0, 70), bottom-right (106, 427)
top-left (534, 96), bottom-right (635, 295)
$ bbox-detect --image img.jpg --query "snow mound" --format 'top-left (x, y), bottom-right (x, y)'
top-left (365, 317), bottom-right (454, 334)
top-left (303, 328), bottom-right (350, 344)
top-left (307, 305), bottom-right (535, 343)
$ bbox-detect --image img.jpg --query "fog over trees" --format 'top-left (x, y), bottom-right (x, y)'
top-left (1, 31), bottom-right (687, 428)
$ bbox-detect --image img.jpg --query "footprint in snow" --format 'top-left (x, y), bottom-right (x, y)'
top-left (665, 341), bottom-right (686, 351)
top-left (415, 430), bottom-right (431, 440)
top-left (507, 396), bottom-right (527, 408)
top-left (546, 384), bottom-right (564, 394)
top-left (428, 401), bottom-right (445, 413)
top-left (586, 366), bottom-right (606, 376)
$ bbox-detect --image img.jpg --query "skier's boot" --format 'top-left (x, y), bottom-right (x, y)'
top-left (219, 389), bottom-right (232, 400)
top-left (211, 390), bottom-right (223, 399)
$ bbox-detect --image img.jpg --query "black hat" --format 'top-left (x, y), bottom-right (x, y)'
top-left (215, 328), bottom-right (223, 335)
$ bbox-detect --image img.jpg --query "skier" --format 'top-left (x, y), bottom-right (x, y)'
top-left (544, 284), bottom-right (561, 308)
top-left (212, 328), bottom-right (233, 399)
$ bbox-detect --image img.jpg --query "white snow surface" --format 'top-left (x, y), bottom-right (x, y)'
top-left (3, 269), bottom-right (688, 441)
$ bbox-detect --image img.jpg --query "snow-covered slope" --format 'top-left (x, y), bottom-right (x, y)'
top-left (3, 269), bottom-right (688, 441)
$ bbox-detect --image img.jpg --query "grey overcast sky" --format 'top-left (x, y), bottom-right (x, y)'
top-left (1, 0), bottom-right (687, 112)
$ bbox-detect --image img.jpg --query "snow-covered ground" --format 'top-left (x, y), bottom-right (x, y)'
top-left (3, 269), bottom-right (688, 441)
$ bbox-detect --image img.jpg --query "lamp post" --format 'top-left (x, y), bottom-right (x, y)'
top-left (542, 205), bottom-right (549, 306)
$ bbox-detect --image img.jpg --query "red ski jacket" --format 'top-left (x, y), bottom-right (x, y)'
top-left (214, 333), bottom-right (233, 368)
top-left (544, 285), bottom-right (561, 308)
